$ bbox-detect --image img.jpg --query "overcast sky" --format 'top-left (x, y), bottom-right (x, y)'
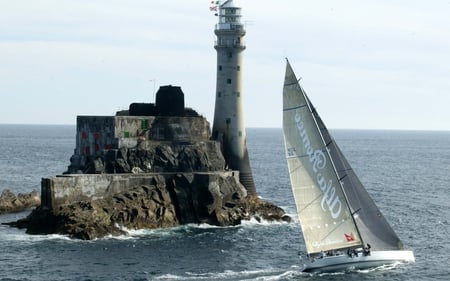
top-left (1, 0), bottom-right (449, 130)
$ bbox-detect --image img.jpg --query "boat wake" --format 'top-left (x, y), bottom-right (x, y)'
top-left (153, 267), bottom-right (303, 281)
top-left (307, 261), bottom-right (408, 277)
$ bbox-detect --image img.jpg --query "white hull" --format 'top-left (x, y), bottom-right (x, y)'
top-left (301, 250), bottom-right (415, 273)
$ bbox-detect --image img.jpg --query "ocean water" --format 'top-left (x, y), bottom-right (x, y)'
top-left (0, 125), bottom-right (449, 281)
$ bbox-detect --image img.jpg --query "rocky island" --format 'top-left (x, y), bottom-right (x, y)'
top-left (7, 86), bottom-right (290, 240)
top-left (6, 1), bottom-right (292, 239)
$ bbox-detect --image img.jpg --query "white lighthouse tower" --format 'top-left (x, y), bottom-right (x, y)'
top-left (212, 0), bottom-right (256, 196)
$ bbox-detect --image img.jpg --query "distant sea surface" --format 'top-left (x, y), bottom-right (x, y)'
top-left (0, 125), bottom-right (449, 281)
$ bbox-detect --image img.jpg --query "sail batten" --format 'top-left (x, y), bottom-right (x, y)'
top-left (283, 59), bottom-right (404, 255)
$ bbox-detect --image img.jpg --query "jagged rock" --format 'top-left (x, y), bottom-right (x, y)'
top-left (243, 196), bottom-right (292, 223)
top-left (0, 189), bottom-right (41, 214)
top-left (7, 174), bottom-right (289, 240)
top-left (82, 141), bottom-right (225, 175)
top-left (4, 114), bottom-right (291, 239)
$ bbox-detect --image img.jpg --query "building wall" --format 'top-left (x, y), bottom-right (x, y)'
top-left (149, 116), bottom-right (211, 142)
top-left (68, 115), bottom-right (212, 173)
top-left (114, 116), bottom-right (156, 148)
top-left (76, 116), bottom-right (116, 157)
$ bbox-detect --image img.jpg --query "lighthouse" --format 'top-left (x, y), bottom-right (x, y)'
top-left (211, 0), bottom-right (256, 196)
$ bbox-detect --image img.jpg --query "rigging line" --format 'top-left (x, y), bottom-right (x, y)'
top-left (318, 136), bottom-right (365, 245)
top-left (301, 77), bottom-right (366, 246)
top-left (283, 104), bottom-right (307, 112)
top-left (352, 208), bottom-right (362, 216)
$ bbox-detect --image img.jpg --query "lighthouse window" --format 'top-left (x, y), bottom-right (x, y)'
top-left (225, 17), bottom-right (236, 23)
top-left (237, 65), bottom-right (240, 71)
top-left (227, 79), bottom-right (232, 84)
top-left (218, 91), bottom-right (222, 97)
top-left (219, 65), bottom-right (222, 71)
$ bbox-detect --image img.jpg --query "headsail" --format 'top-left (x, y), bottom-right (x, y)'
top-left (282, 60), bottom-right (363, 254)
top-left (310, 97), bottom-right (403, 251)
top-left (282, 59), bottom-right (404, 255)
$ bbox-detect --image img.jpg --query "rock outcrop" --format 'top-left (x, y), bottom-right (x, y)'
top-left (4, 91), bottom-right (291, 239)
top-left (0, 189), bottom-right (41, 214)
top-left (3, 130), bottom-right (292, 240)
top-left (9, 174), bottom-right (290, 240)
top-left (83, 141), bottom-right (226, 174)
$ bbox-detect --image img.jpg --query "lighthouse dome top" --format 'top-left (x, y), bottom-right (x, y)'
top-left (220, 0), bottom-right (241, 9)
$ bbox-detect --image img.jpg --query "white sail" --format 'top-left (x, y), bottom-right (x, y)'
top-left (283, 60), bottom-right (363, 254)
top-left (309, 90), bottom-right (404, 252)
top-left (282, 59), bottom-right (414, 271)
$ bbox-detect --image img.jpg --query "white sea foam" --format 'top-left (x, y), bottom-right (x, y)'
top-left (98, 223), bottom-right (210, 241)
top-left (312, 262), bottom-right (401, 277)
top-left (1, 214), bottom-right (296, 244)
top-left (96, 217), bottom-right (296, 241)
top-left (194, 223), bottom-right (238, 229)
top-left (241, 216), bottom-right (293, 227)
top-left (355, 262), bottom-right (401, 273)
top-left (154, 268), bottom-right (302, 280)
top-left (2, 230), bottom-right (71, 242)
top-left (99, 226), bottom-right (174, 240)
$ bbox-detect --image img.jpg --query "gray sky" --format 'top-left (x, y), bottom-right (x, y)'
top-left (1, 0), bottom-right (449, 130)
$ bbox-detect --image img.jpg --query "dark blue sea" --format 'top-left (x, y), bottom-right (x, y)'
top-left (0, 125), bottom-right (448, 280)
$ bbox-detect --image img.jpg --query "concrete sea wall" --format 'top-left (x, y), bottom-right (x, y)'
top-left (41, 171), bottom-right (241, 211)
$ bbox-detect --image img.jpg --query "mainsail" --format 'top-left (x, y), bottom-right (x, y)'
top-left (282, 59), bottom-right (404, 255)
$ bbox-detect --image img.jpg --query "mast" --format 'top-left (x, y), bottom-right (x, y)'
top-left (300, 83), bottom-right (365, 250)
top-left (211, 0), bottom-right (257, 196)
top-left (284, 59), bottom-right (403, 253)
top-left (283, 60), bottom-right (363, 254)
top-left (319, 115), bottom-right (404, 251)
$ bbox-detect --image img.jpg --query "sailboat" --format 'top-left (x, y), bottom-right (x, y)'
top-left (282, 59), bottom-right (415, 272)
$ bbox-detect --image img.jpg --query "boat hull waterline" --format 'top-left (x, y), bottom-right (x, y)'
top-left (301, 250), bottom-right (415, 272)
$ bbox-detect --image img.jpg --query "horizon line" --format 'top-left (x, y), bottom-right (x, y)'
top-left (1, 123), bottom-right (449, 133)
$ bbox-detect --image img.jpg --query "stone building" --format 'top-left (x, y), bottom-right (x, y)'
top-left (67, 85), bottom-right (212, 174)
